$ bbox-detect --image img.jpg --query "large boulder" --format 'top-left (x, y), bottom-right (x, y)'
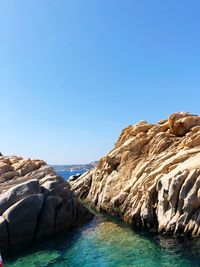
top-left (0, 156), bottom-right (93, 250)
top-left (3, 194), bottom-right (44, 246)
top-left (0, 180), bottom-right (41, 215)
top-left (70, 112), bottom-right (200, 236)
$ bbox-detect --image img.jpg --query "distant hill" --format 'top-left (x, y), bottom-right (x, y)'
top-left (51, 161), bottom-right (98, 172)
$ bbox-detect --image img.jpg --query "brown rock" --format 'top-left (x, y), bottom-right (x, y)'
top-left (70, 112), bottom-right (200, 236)
top-left (0, 163), bottom-right (13, 175)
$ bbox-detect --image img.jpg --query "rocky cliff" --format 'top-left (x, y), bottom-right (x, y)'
top-left (0, 156), bottom-right (93, 249)
top-left (70, 112), bottom-right (200, 236)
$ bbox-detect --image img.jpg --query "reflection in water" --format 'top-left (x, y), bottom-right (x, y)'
top-left (3, 211), bottom-right (200, 267)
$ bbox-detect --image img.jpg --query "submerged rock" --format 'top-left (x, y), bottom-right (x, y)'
top-left (0, 156), bottom-right (93, 249)
top-left (70, 112), bottom-right (200, 236)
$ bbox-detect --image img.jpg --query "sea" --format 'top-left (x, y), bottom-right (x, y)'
top-left (3, 170), bottom-right (200, 267)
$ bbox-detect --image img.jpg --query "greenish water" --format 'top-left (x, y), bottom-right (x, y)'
top-left (3, 211), bottom-right (200, 267)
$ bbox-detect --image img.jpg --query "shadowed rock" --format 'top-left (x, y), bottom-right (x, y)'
top-left (3, 194), bottom-right (44, 246)
top-left (0, 216), bottom-right (9, 247)
top-left (0, 156), bottom-right (93, 249)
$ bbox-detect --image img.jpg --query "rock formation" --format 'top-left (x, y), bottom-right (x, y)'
top-left (0, 156), bottom-right (93, 249)
top-left (70, 112), bottom-right (200, 236)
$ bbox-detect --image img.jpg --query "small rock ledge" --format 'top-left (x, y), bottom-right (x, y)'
top-left (0, 156), bottom-right (93, 249)
top-left (70, 112), bottom-right (200, 236)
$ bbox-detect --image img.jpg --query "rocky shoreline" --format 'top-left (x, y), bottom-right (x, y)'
top-left (70, 112), bottom-right (200, 236)
top-left (2, 111), bottom-right (200, 252)
top-left (0, 156), bottom-right (93, 249)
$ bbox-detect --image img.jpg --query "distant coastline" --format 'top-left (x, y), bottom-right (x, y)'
top-left (51, 161), bottom-right (98, 173)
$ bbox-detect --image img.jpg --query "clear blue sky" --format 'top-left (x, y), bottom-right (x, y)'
top-left (0, 1), bottom-right (199, 164)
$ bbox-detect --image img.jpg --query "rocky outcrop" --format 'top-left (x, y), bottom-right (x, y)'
top-left (0, 156), bottom-right (93, 249)
top-left (70, 112), bottom-right (200, 236)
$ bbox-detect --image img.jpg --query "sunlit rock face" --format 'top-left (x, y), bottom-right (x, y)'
top-left (70, 112), bottom-right (200, 236)
top-left (0, 156), bottom-right (93, 249)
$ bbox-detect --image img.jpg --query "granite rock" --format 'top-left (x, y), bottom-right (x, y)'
top-left (70, 112), bottom-right (200, 236)
top-left (0, 156), bottom-right (93, 249)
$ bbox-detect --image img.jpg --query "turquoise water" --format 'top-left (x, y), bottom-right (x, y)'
top-left (3, 170), bottom-right (200, 266)
top-left (3, 211), bottom-right (200, 267)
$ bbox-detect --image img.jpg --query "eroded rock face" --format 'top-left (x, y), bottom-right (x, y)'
top-left (0, 156), bottom-right (93, 249)
top-left (70, 112), bottom-right (200, 236)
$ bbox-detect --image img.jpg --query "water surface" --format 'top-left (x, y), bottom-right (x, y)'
top-left (57, 170), bottom-right (86, 180)
top-left (3, 211), bottom-right (200, 267)
top-left (3, 170), bottom-right (200, 266)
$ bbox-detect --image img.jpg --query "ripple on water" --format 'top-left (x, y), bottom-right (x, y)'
top-left (3, 212), bottom-right (200, 267)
